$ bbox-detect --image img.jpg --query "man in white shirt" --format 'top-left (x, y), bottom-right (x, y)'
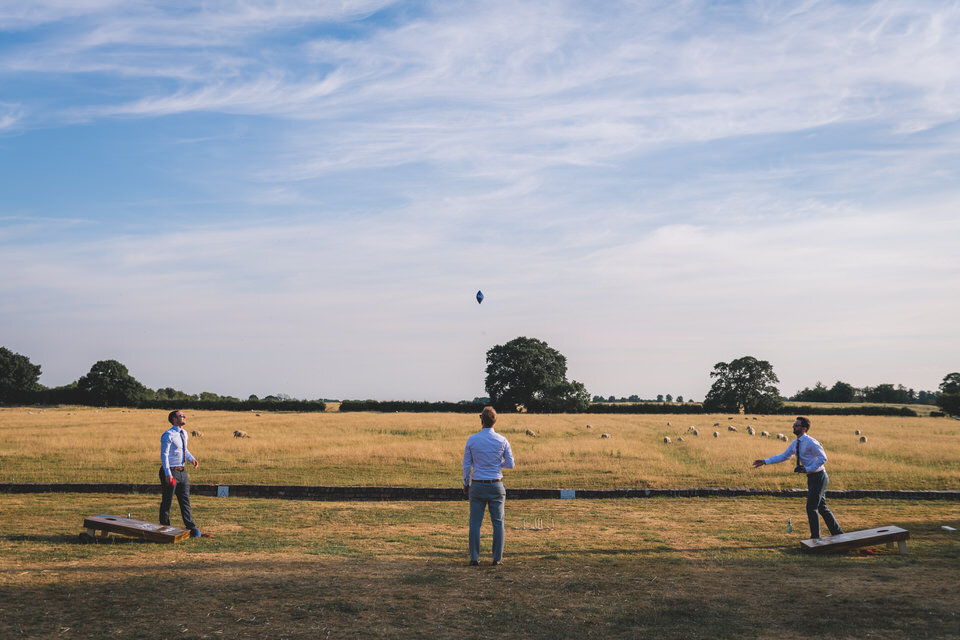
top-left (462, 406), bottom-right (515, 566)
top-left (753, 416), bottom-right (844, 539)
top-left (160, 410), bottom-right (203, 537)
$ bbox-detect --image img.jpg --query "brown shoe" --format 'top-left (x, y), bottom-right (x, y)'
top-left (491, 560), bottom-right (503, 566)
top-left (468, 560), bottom-right (480, 566)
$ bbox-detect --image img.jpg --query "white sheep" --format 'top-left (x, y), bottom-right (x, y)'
top-left (728, 425), bottom-right (738, 432)
top-left (663, 436), bottom-right (672, 444)
top-left (746, 426), bottom-right (755, 435)
top-left (190, 430), bottom-right (203, 438)
top-left (713, 431), bottom-right (719, 438)
top-left (601, 433), bottom-right (611, 439)
top-left (233, 430), bottom-right (250, 438)
top-left (692, 429), bottom-right (699, 436)
top-left (855, 429), bottom-right (861, 435)
top-left (859, 436), bottom-right (867, 443)
top-left (677, 436), bottom-right (684, 442)
top-left (585, 424), bottom-right (592, 429)
top-left (525, 429), bottom-right (537, 437)
top-left (713, 422), bottom-right (720, 427)
top-left (761, 430), bottom-right (770, 437)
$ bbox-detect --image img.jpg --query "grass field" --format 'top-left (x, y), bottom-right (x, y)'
top-left (1, 407), bottom-right (959, 490)
top-left (1, 492), bottom-right (958, 639)
top-left (2, 407), bottom-right (959, 638)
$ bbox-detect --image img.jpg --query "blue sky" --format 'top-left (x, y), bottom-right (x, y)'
top-left (2, 1), bottom-right (958, 401)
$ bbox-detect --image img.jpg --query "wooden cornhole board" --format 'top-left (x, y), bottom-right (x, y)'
top-left (82, 514), bottom-right (191, 543)
top-left (800, 525), bottom-right (909, 555)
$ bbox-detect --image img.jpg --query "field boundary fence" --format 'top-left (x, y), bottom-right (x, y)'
top-left (2, 483), bottom-right (958, 501)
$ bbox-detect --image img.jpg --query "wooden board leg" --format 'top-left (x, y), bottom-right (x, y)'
top-left (897, 540), bottom-right (908, 555)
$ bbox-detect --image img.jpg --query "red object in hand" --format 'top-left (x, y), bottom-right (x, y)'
top-left (166, 475), bottom-right (176, 488)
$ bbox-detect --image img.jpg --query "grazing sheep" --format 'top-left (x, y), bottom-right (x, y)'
top-left (728, 417), bottom-right (734, 420)
top-left (713, 431), bottom-right (719, 438)
top-left (692, 429), bottom-right (699, 436)
top-left (855, 429), bottom-right (861, 435)
top-left (746, 426), bottom-right (755, 435)
top-left (663, 436), bottom-right (671, 444)
top-left (859, 436), bottom-right (867, 443)
top-left (677, 436), bottom-right (685, 442)
top-left (190, 430), bottom-right (204, 438)
top-left (761, 430), bottom-right (770, 437)
top-left (713, 422), bottom-right (720, 427)
top-left (525, 429), bottom-right (537, 437)
top-left (752, 417), bottom-right (758, 420)
top-left (777, 433), bottom-right (787, 441)
top-left (728, 425), bottom-right (738, 432)
top-left (601, 433), bottom-right (611, 439)
top-left (233, 430), bottom-right (250, 438)
top-left (666, 422), bottom-right (671, 426)
top-left (688, 425), bottom-right (697, 432)
top-left (585, 424), bottom-right (592, 429)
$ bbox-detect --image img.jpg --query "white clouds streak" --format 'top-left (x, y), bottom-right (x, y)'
top-left (3, 1), bottom-right (960, 399)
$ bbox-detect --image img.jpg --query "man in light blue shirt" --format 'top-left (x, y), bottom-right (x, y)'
top-left (753, 416), bottom-right (843, 539)
top-left (462, 406), bottom-right (515, 566)
top-left (160, 410), bottom-right (203, 537)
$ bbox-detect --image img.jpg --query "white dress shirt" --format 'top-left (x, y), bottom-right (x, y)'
top-left (764, 433), bottom-right (828, 473)
top-left (463, 427), bottom-right (515, 484)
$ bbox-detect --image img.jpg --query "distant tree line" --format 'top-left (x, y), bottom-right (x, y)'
top-left (791, 380), bottom-right (939, 404)
top-left (591, 394), bottom-right (693, 403)
top-left (0, 347), bottom-right (325, 411)
top-left (3, 343), bottom-right (957, 417)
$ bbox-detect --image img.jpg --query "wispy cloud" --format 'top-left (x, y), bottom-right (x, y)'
top-left (1, 1), bottom-right (959, 399)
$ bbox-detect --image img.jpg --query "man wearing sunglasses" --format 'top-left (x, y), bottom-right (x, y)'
top-left (160, 410), bottom-right (205, 537)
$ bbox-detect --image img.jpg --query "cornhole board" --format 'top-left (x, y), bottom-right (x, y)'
top-left (800, 526), bottom-right (909, 555)
top-left (82, 514), bottom-right (190, 543)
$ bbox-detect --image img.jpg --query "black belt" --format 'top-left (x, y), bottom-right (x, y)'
top-left (171, 466), bottom-right (185, 471)
top-left (472, 479), bottom-right (502, 483)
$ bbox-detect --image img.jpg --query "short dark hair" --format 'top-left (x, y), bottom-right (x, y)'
top-left (796, 416), bottom-right (811, 431)
top-left (168, 410), bottom-right (181, 424)
top-left (480, 406), bottom-right (497, 428)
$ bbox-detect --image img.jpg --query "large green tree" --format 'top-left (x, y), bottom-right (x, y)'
top-left (939, 372), bottom-right (960, 395)
top-left (937, 372), bottom-right (960, 416)
top-left (76, 359), bottom-right (151, 407)
top-left (702, 356), bottom-right (783, 414)
top-left (484, 337), bottom-right (590, 413)
top-left (0, 347), bottom-right (43, 404)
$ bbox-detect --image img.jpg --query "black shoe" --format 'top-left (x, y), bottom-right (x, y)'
top-left (491, 560), bottom-right (503, 566)
top-left (468, 560), bottom-right (479, 566)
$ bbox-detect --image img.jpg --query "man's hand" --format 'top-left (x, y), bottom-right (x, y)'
top-left (191, 459), bottom-right (199, 469)
top-left (752, 459), bottom-right (766, 468)
top-left (462, 484), bottom-right (470, 497)
top-left (165, 475), bottom-right (177, 488)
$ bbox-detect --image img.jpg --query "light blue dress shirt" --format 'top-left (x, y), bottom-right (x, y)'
top-left (463, 427), bottom-right (515, 484)
top-left (160, 426), bottom-right (195, 475)
top-left (764, 433), bottom-right (828, 473)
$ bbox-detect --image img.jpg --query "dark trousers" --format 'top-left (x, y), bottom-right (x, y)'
top-left (159, 467), bottom-right (196, 530)
top-left (806, 470), bottom-right (842, 538)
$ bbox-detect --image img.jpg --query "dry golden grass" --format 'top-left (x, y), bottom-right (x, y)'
top-left (1, 492), bottom-right (958, 639)
top-left (1, 407), bottom-right (958, 490)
